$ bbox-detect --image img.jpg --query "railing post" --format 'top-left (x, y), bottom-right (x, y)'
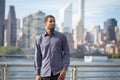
top-left (71, 67), bottom-right (77, 80)
top-left (3, 67), bottom-right (7, 80)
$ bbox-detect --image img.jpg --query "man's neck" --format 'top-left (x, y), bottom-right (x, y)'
top-left (46, 30), bottom-right (54, 36)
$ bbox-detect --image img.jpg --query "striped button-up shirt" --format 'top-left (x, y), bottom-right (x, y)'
top-left (34, 31), bottom-right (70, 77)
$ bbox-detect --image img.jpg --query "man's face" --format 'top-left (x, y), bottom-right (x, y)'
top-left (45, 17), bottom-right (55, 31)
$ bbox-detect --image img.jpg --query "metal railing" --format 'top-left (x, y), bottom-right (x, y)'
top-left (0, 62), bottom-right (120, 80)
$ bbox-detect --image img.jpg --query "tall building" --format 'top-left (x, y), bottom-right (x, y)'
top-left (23, 10), bottom-right (45, 48)
top-left (16, 18), bottom-right (21, 40)
top-left (22, 15), bottom-right (32, 48)
top-left (73, 20), bottom-right (83, 49)
top-left (88, 25), bottom-right (100, 44)
top-left (104, 18), bottom-right (117, 41)
top-left (83, 31), bottom-right (91, 43)
top-left (4, 20), bottom-right (7, 46)
top-left (98, 31), bottom-right (103, 44)
top-left (16, 19), bottom-right (23, 48)
top-left (6, 5), bottom-right (17, 46)
top-left (79, 0), bottom-right (84, 27)
top-left (16, 18), bottom-right (21, 29)
top-left (102, 29), bottom-right (109, 43)
top-left (59, 3), bottom-right (72, 34)
top-left (114, 27), bottom-right (120, 44)
top-left (73, 0), bottom-right (85, 49)
top-left (0, 0), bottom-right (5, 46)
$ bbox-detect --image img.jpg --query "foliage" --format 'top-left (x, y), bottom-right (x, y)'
top-left (112, 54), bottom-right (120, 58)
top-left (0, 46), bottom-right (22, 55)
top-left (70, 52), bottom-right (84, 58)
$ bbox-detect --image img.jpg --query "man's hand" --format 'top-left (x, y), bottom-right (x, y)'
top-left (36, 75), bottom-right (41, 80)
top-left (58, 69), bottom-right (67, 80)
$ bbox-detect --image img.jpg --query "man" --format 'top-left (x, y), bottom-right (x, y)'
top-left (34, 15), bottom-right (70, 80)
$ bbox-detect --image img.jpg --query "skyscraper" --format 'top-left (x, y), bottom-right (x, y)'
top-left (83, 31), bottom-right (91, 43)
top-left (79, 0), bottom-right (84, 28)
top-left (104, 18), bottom-right (117, 41)
top-left (59, 3), bottom-right (72, 34)
top-left (78, 0), bottom-right (84, 41)
top-left (0, 0), bottom-right (5, 46)
top-left (6, 5), bottom-right (17, 46)
top-left (114, 26), bottom-right (120, 45)
top-left (89, 25), bottom-right (100, 44)
top-left (23, 10), bottom-right (45, 48)
top-left (73, 0), bottom-right (84, 49)
top-left (74, 20), bottom-right (83, 49)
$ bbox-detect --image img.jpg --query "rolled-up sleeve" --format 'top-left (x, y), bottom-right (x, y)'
top-left (34, 39), bottom-right (42, 75)
top-left (62, 35), bottom-right (70, 70)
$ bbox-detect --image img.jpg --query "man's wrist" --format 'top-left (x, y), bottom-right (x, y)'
top-left (36, 74), bottom-right (40, 75)
top-left (36, 75), bottom-right (41, 80)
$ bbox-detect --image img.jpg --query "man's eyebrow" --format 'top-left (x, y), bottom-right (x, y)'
top-left (49, 20), bottom-right (55, 22)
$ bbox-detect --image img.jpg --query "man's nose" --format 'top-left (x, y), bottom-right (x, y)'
top-left (52, 22), bottom-right (55, 24)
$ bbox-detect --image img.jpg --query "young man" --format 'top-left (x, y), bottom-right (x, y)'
top-left (34, 15), bottom-right (70, 80)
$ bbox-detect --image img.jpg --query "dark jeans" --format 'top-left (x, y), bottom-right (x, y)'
top-left (42, 72), bottom-right (60, 80)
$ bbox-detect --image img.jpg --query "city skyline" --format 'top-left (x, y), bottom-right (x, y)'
top-left (6, 0), bottom-right (120, 29)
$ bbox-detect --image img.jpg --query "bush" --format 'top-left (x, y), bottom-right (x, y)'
top-left (70, 52), bottom-right (84, 58)
top-left (0, 46), bottom-right (22, 55)
top-left (112, 54), bottom-right (120, 58)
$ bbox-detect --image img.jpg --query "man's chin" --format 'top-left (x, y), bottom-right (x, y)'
top-left (49, 28), bottom-right (54, 31)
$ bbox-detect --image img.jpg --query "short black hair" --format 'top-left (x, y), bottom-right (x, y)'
top-left (44, 15), bottom-right (55, 23)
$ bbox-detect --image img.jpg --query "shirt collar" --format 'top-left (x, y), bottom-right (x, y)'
top-left (44, 31), bottom-right (56, 36)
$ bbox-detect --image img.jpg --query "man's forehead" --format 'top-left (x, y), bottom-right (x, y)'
top-left (47, 18), bottom-right (55, 21)
top-left (48, 17), bottom-right (55, 20)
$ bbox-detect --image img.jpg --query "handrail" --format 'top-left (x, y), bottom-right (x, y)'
top-left (0, 62), bottom-right (120, 67)
top-left (0, 62), bottom-right (120, 80)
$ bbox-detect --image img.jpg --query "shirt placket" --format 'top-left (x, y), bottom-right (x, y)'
top-left (45, 35), bottom-right (52, 76)
top-left (48, 35), bottom-right (53, 75)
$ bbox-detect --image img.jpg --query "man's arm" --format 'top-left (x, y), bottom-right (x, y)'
top-left (34, 39), bottom-right (42, 76)
top-left (58, 35), bottom-right (70, 80)
top-left (62, 35), bottom-right (70, 70)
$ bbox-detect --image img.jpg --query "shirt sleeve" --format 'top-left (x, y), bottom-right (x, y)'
top-left (62, 35), bottom-right (70, 70)
top-left (34, 38), bottom-right (42, 75)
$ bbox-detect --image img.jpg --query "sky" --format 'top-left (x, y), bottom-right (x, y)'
top-left (5, 0), bottom-right (120, 29)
